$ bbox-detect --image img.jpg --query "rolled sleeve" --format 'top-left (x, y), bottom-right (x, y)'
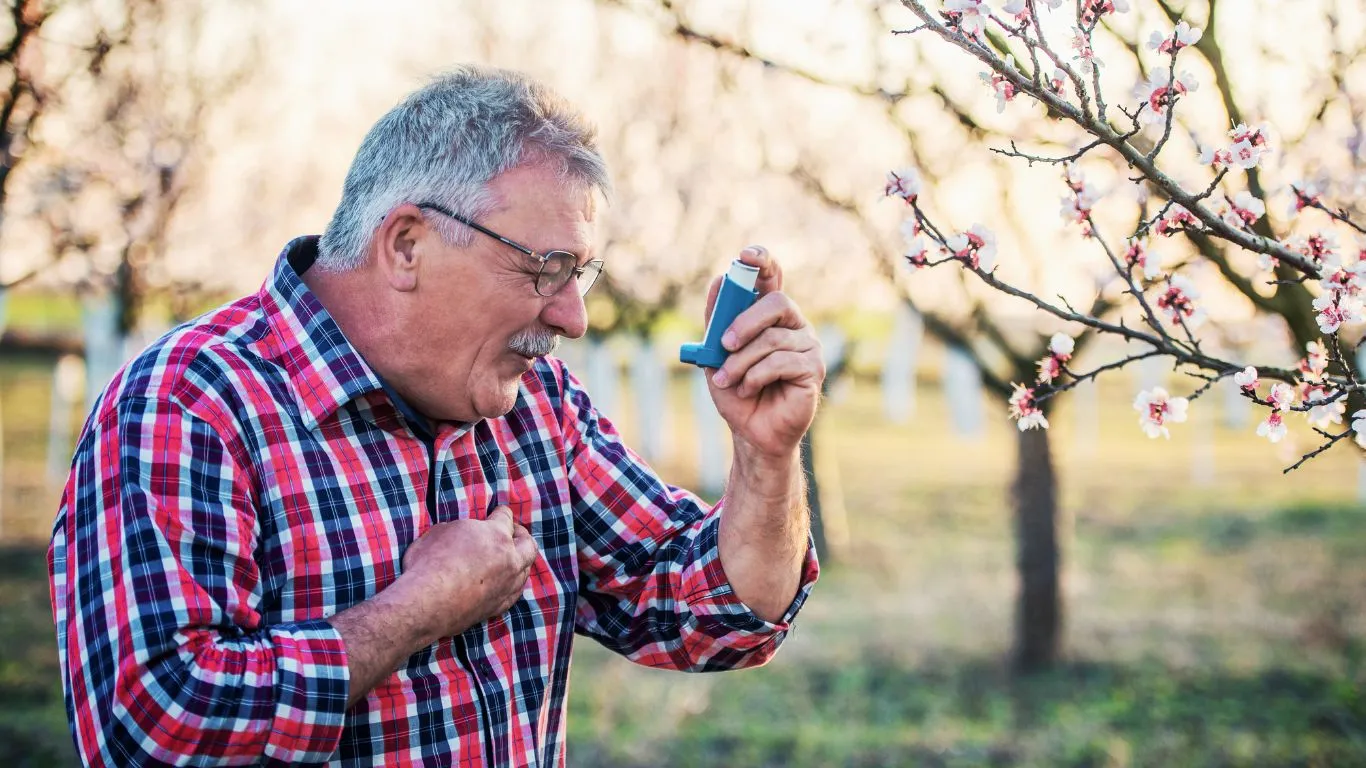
top-left (50, 396), bottom-right (350, 766)
top-left (558, 362), bottom-right (818, 672)
top-left (679, 511), bottom-right (820, 637)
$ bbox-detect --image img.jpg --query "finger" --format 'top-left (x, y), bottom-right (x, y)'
top-left (489, 505), bottom-right (514, 537)
top-left (736, 245), bottom-right (783, 295)
top-left (734, 349), bottom-right (825, 399)
top-left (711, 327), bottom-right (815, 390)
top-left (512, 528), bottom-right (539, 567)
top-left (721, 292), bottom-right (808, 354)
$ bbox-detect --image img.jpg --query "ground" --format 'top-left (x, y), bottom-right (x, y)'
top-left (1, 353), bottom-right (1362, 767)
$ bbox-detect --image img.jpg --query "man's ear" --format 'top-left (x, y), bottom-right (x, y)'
top-left (374, 203), bottom-right (430, 292)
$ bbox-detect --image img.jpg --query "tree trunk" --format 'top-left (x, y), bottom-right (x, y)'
top-left (1013, 424), bottom-right (1061, 673)
top-left (799, 427), bottom-right (827, 561)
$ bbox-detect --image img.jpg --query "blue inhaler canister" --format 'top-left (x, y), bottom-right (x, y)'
top-left (680, 259), bottom-right (760, 368)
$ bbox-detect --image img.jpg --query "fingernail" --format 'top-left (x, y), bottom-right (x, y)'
top-left (712, 369), bottom-right (730, 388)
top-left (722, 330), bottom-right (738, 350)
top-left (741, 246), bottom-right (761, 259)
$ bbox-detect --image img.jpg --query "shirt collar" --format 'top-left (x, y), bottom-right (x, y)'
top-left (259, 236), bottom-right (388, 431)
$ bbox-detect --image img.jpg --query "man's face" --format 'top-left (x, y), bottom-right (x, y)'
top-left (405, 163), bottom-right (595, 422)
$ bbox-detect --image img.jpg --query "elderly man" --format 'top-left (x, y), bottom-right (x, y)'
top-left (49, 65), bottom-right (822, 767)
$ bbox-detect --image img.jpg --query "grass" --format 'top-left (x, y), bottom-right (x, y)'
top-left (1, 352), bottom-right (1363, 766)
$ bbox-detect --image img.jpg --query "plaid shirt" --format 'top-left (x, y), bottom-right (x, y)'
top-left (49, 236), bottom-right (818, 767)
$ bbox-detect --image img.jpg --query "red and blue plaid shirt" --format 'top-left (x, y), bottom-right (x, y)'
top-left (49, 236), bottom-right (818, 767)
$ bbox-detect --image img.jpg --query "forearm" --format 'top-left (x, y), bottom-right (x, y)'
top-left (327, 579), bottom-right (471, 707)
top-left (718, 439), bottom-right (810, 623)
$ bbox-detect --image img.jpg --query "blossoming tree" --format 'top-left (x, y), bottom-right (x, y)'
top-left (888, 0), bottom-right (1365, 465)
top-left (607, 0), bottom-right (1364, 671)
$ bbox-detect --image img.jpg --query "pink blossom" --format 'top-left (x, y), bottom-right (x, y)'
top-left (1080, 0), bottom-right (1129, 25)
top-left (1298, 340), bottom-right (1328, 382)
top-left (1217, 192), bottom-right (1264, 229)
top-left (1048, 333), bottom-right (1075, 357)
top-left (1266, 382), bottom-right (1296, 412)
top-left (1320, 264), bottom-right (1364, 299)
top-left (885, 167), bottom-right (922, 202)
top-left (981, 56), bottom-right (1020, 113)
top-left (1124, 238), bottom-right (1162, 281)
top-left (1002, 0), bottom-right (1030, 23)
top-left (946, 224), bottom-right (997, 271)
top-left (1048, 67), bottom-right (1067, 95)
top-left (1037, 355), bottom-right (1063, 384)
top-left (1287, 181), bottom-right (1324, 219)
top-left (1229, 123), bottom-right (1270, 149)
top-left (1009, 383), bottom-right (1050, 431)
top-left (1147, 21), bottom-right (1202, 54)
top-left (1256, 411), bottom-right (1287, 443)
top-left (1288, 231), bottom-right (1338, 268)
top-left (1226, 139), bottom-right (1263, 170)
top-left (1071, 28), bottom-right (1102, 73)
top-left (1304, 385), bottom-right (1345, 428)
top-left (1313, 294), bottom-right (1352, 334)
top-left (1136, 70), bottom-right (1198, 126)
top-left (1155, 204), bottom-right (1199, 236)
top-left (1134, 387), bottom-right (1189, 439)
top-left (1036, 334), bottom-right (1074, 385)
top-left (1198, 145), bottom-right (1233, 169)
top-left (1319, 249), bottom-right (1366, 298)
top-left (905, 237), bottom-right (929, 268)
top-left (1061, 164), bottom-right (1102, 231)
top-left (1352, 409), bottom-right (1366, 448)
top-left (1156, 274), bottom-right (1204, 327)
top-left (944, 0), bottom-right (989, 40)
top-left (900, 218), bottom-right (922, 243)
top-left (1232, 366), bottom-right (1258, 393)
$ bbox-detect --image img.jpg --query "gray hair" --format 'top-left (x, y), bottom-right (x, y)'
top-left (318, 65), bottom-right (611, 270)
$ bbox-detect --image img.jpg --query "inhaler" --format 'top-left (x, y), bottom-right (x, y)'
top-left (679, 260), bottom-right (760, 369)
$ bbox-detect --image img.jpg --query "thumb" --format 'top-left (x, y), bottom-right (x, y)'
top-left (488, 505), bottom-right (514, 536)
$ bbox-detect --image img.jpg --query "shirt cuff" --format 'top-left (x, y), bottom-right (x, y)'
top-left (681, 510), bottom-right (821, 637)
top-left (264, 619), bottom-right (351, 763)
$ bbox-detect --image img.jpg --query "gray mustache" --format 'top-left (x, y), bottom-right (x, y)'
top-left (508, 329), bottom-right (560, 357)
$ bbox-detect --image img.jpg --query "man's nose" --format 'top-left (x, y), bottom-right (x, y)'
top-left (540, 282), bottom-right (589, 340)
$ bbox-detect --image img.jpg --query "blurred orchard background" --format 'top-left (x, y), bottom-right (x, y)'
top-left (2, 0), bottom-right (1365, 765)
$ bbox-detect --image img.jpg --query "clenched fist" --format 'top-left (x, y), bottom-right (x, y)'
top-left (399, 506), bottom-right (539, 646)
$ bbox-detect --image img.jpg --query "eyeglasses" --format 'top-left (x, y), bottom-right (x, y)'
top-left (417, 203), bottom-right (604, 297)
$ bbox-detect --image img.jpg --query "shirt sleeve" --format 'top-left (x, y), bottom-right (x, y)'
top-left (48, 395), bottom-right (350, 767)
top-left (558, 363), bottom-right (819, 672)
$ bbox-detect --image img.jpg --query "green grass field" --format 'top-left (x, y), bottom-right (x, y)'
top-left (1, 352), bottom-right (1363, 766)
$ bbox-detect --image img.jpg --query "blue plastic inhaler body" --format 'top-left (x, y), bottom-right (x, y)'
top-left (680, 260), bottom-right (760, 368)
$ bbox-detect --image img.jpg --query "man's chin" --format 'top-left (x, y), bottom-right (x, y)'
top-left (472, 381), bottom-right (524, 421)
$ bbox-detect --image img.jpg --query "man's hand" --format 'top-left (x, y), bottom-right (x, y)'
top-left (328, 506), bottom-right (538, 706)
top-left (398, 506), bottom-right (539, 646)
top-left (702, 246), bottom-right (823, 623)
top-left (704, 246), bottom-right (825, 459)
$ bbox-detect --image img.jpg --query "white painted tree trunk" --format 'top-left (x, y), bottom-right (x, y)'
top-left (691, 368), bottom-right (727, 497)
top-left (1190, 398), bottom-right (1215, 486)
top-left (1133, 348), bottom-right (1166, 392)
top-left (942, 343), bottom-right (984, 439)
top-left (0, 285), bottom-right (7, 536)
top-left (47, 355), bottom-right (87, 485)
top-left (630, 335), bottom-right (670, 463)
top-left (881, 301), bottom-right (922, 423)
top-left (583, 337), bottom-right (619, 419)
top-left (81, 295), bottom-right (125, 414)
top-left (1221, 376), bottom-right (1252, 430)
